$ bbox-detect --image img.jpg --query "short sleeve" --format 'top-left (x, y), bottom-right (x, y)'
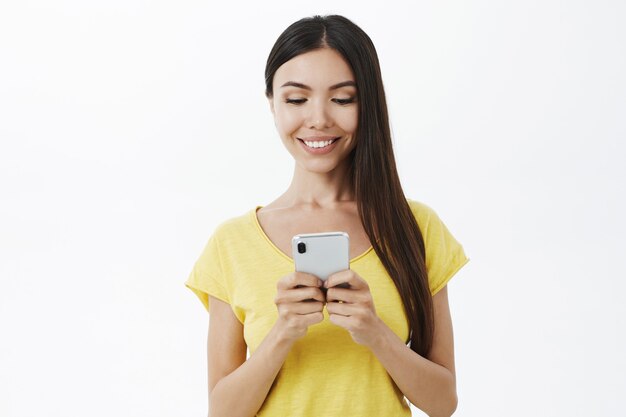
top-left (411, 200), bottom-right (469, 295)
top-left (185, 231), bottom-right (230, 312)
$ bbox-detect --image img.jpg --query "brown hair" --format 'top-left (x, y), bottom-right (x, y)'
top-left (265, 15), bottom-right (434, 356)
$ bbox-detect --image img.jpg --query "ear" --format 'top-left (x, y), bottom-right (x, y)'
top-left (267, 96), bottom-right (275, 115)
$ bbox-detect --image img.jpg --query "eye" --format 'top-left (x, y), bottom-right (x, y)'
top-left (285, 98), bottom-right (306, 105)
top-left (332, 97), bottom-right (356, 105)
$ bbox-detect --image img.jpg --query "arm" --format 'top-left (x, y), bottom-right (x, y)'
top-left (207, 272), bottom-right (325, 417)
top-left (206, 296), bottom-right (293, 417)
top-left (324, 269), bottom-right (458, 417)
top-left (368, 285), bottom-right (457, 417)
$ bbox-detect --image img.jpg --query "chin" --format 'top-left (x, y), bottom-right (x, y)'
top-left (297, 160), bottom-right (339, 174)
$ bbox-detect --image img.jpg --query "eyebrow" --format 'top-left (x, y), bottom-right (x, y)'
top-left (280, 81), bottom-right (357, 90)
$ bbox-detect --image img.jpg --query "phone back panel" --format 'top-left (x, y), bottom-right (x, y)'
top-left (292, 232), bottom-right (350, 280)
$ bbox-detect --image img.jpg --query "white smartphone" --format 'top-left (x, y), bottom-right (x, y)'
top-left (292, 232), bottom-right (350, 281)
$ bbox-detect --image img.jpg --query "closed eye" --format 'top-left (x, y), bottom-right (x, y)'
top-left (333, 97), bottom-right (356, 105)
top-left (285, 97), bottom-right (356, 106)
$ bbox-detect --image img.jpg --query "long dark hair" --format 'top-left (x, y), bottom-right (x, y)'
top-left (264, 15), bottom-right (434, 357)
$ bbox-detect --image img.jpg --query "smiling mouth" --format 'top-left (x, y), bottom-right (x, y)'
top-left (298, 137), bottom-right (340, 148)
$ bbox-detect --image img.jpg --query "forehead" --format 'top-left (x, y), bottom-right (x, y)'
top-left (273, 48), bottom-right (355, 88)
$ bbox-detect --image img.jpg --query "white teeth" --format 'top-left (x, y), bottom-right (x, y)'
top-left (303, 139), bottom-right (336, 148)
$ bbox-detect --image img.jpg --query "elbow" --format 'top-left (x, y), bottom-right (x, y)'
top-left (424, 374), bottom-right (458, 417)
top-left (445, 391), bottom-right (458, 416)
top-left (208, 384), bottom-right (222, 417)
top-left (209, 384), bottom-right (252, 417)
top-left (430, 389), bottom-right (458, 417)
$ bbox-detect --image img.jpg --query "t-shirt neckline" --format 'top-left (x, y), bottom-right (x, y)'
top-left (251, 206), bottom-right (374, 264)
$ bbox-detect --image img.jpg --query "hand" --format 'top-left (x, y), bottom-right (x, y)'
top-left (324, 269), bottom-right (384, 348)
top-left (274, 271), bottom-right (326, 343)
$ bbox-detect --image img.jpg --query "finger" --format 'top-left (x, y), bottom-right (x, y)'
top-left (293, 271), bottom-right (323, 288)
top-left (278, 272), bottom-right (323, 290)
top-left (324, 270), bottom-right (368, 290)
top-left (326, 301), bottom-right (358, 316)
top-left (287, 301), bottom-right (325, 315)
top-left (276, 287), bottom-right (325, 304)
top-left (329, 313), bottom-right (351, 328)
top-left (326, 287), bottom-right (362, 304)
top-left (284, 287), bottom-right (325, 303)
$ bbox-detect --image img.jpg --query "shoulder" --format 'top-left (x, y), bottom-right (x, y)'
top-left (405, 198), bottom-right (462, 250)
top-left (405, 198), bottom-right (441, 231)
top-left (193, 207), bottom-right (258, 270)
top-left (406, 197), bottom-right (469, 294)
top-left (211, 207), bottom-right (256, 241)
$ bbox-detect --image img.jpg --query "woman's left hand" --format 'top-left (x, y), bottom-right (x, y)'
top-left (324, 269), bottom-right (385, 348)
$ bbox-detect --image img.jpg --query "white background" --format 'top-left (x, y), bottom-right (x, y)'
top-left (1, 1), bottom-right (625, 416)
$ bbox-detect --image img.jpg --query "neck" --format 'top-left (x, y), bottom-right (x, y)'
top-left (278, 159), bottom-right (355, 210)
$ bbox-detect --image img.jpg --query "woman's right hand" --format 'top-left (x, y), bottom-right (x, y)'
top-left (273, 272), bottom-right (326, 343)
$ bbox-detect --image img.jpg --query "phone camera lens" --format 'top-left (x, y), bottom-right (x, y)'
top-left (297, 242), bottom-right (306, 254)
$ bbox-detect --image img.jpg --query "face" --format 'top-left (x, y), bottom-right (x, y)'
top-left (269, 48), bottom-right (359, 174)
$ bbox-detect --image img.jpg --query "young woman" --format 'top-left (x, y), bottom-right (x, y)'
top-left (186, 14), bottom-right (469, 417)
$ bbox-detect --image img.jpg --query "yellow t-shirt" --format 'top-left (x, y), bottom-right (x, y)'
top-left (185, 198), bottom-right (469, 416)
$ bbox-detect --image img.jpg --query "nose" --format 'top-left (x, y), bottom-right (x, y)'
top-left (306, 99), bottom-right (332, 129)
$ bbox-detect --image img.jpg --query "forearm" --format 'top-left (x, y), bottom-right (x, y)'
top-left (209, 324), bottom-right (293, 417)
top-left (369, 320), bottom-right (457, 417)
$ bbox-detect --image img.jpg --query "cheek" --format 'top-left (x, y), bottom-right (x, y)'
top-left (337, 108), bottom-right (359, 134)
top-left (274, 106), bottom-right (301, 136)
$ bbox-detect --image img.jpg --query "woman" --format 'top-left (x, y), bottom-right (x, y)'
top-left (186, 14), bottom-right (469, 417)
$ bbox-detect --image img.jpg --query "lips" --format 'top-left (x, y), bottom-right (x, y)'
top-left (298, 136), bottom-right (340, 142)
top-left (297, 136), bottom-right (340, 154)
